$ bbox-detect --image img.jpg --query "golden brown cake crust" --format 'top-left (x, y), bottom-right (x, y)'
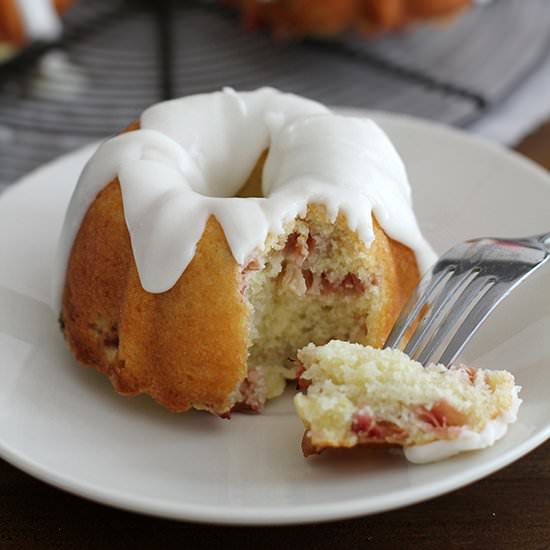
top-left (61, 121), bottom-right (420, 413)
top-left (364, 219), bottom-right (418, 348)
top-left (301, 431), bottom-right (397, 457)
top-left (62, 178), bottom-right (250, 414)
top-left (0, 0), bottom-right (24, 45)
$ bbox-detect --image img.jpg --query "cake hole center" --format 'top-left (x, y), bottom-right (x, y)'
top-left (235, 151), bottom-right (267, 199)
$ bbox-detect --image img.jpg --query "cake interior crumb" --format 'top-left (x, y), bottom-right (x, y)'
top-left (242, 206), bottom-right (380, 405)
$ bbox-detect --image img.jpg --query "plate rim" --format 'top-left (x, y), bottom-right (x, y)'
top-left (1, 425), bottom-right (550, 525)
top-left (1, 110), bottom-right (550, 525)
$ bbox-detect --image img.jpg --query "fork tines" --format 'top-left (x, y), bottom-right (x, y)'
top-left (384, 235), bottom-right (550, 366)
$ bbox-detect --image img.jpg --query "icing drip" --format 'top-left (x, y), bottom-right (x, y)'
top-left (17, 0), bottom-right (62, 41)
top-left (54, 87), bottom-right (436, 309)
top-left (404, 385), bottom-right (523, 464)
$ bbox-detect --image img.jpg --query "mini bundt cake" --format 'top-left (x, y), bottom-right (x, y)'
top-left (0, 0), bottom-right (72, 46)
top-left (56, 87), bottom-right (435, 417)
top-left (227, 0), bottom-right (472, 37)
top-left (295, 341), bottom-right (521, 462)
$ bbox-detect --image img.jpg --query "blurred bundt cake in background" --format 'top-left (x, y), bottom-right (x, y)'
top-left (227, 0), bottom-right (472, 38)
top-left (0, 0), bottom-right (73, 46)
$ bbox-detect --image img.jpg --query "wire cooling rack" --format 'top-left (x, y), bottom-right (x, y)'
top-left (1, 0), bottom-right (550, 188)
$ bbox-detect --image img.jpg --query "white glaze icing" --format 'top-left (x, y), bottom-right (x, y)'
top-left (54, 87), bottom-right (436, 310)
top-left (404, 385), bottom-right (522, 464)
top-left (16, 0), bottom-right (62, 42)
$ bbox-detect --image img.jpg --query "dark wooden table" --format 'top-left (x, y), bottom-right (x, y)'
top-left (2, 126), bottom-right (550, 550)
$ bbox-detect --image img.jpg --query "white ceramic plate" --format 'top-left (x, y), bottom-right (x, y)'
top-left (1, 112), bottom-right (550, 526)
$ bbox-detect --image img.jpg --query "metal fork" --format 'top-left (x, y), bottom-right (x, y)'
top-left (384, 232), bottom-right (550, 366)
